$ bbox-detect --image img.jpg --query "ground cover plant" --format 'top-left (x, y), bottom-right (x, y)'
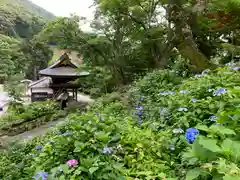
top-left (0, 101), bottom-right (61, 136)
top-left (0, 65), bottom-right (239, 180)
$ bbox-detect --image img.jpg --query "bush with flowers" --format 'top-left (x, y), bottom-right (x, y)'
top-left (0, 65), bottom-right (239, 180)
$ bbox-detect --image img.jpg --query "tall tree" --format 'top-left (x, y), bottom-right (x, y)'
top-left (21, 40), bottom-right (53, 80)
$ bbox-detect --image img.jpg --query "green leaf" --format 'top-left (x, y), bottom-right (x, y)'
top-left (89, 167), bottom-right (99, 174)
top-left (186, 168), bottom-right (201, 180)
top-left (223, 175), bottom-right (240, 180)
top-left (221, 139), bottom-right (240, 159)
top-left (95, 131), bottom-right (109, 142)
top-left (198, 136), bottom-right (222, 153)
top-left (196, 125), bottom-right (209, 132)
top-left (221, 139), bottom-right (233, 152)
top-left (74, 141), bottom-right (85, 152)
top-left (209, 126), bottom-right (236, 136)
top-left (60, 164), bottom-right (69, 174)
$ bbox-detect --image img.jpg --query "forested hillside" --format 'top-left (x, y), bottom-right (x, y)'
top-left (0, 0), bottom-right (55, 81)
top-left (0, 0), bottom-right (55, 38)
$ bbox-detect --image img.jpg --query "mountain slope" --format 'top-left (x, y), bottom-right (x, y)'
top-left (14, 0), bottom-right (56, 20)
top-left (0, 0), bottom-right (56, 38)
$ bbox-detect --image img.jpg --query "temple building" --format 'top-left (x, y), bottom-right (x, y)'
top-left (29, 53), bottom-right (89, 103)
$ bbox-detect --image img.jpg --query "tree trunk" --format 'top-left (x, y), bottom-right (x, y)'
top-left (176, 23), bottom-right (216, 72)
top-left (167, 0), bottom-right (216, 72)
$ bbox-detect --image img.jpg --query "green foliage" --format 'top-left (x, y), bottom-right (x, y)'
top-left (4, 74), bottom-right (25, 104)
top-left (22, 40), bottom-right (53, 80)
top-left (78, 66), bottom-right (116, 97)
top-left (0, 101), bottom-right (60, 132)
top-left (0, 66), bottom-right (238, 179)
top-left (0, 35), bottom-right (28, 77)
top-left (0, 0), bottom-right (55, 38)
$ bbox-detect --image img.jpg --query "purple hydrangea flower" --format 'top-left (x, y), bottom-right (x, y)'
top-left (213, 88), bottom-right (227, 96)
top-left (178, 107), bottom-right (188, 112)
top-left (67, 159), bottom-right (78, 167)
top-left (102, 146), bottom-right (113, 154)
top-left (191, 98), bottom-right (197, 103)
top-left (33, 172), bottom-right (48, 180)
top-left (185, 128), bottom-right (199, 144)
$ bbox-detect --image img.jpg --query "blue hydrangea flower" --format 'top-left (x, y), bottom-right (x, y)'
top-left (209, 116), bottom-right (218, 122)
top-left (63, 132), bottom-right (73, 136)
top-left (35, 145), bottom-right (42, 150)
top-left (33, 172), bottom-right (48, 180)
top-left (191, 98), bottom-right (197, 103)
top-left (194, 74), bottom-right (201, 78)
top-left (172, 128), bottom-right (184, 134)
top-left (160, 92), bottom-right (168, 95)
top-left (185, 128), bottom-right (199, 144)
top-left (96, 112), bottom-right (104, 121)
top-left (57, 167), bottom-right (63, 174)
top-left (56, 131), bottom-right (62, 135)
top-left (213, 88), bottom-right (227, 96)
top-left (136, 106), bottom-right (144, 111)
top-left (159, 107), bottom-right (168, 116)
top-left (169, 144), bottom-right (175, 151)
top-left (26, 154), bottom-right (34, 159)
top-left (102, 146), bottom-right (113, 154)
top-left (178, 107), bottom-right (188, 112)
top-left (159, 91), bottom-right (176, 96)
top-left (180, 90), bottom-right (188, 94)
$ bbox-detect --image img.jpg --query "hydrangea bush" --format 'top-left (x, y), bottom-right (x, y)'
top-left (0, 67), bottom-right (239, 180)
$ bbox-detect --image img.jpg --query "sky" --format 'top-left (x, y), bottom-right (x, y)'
top-left (30, 0), bottom-right (95, 31)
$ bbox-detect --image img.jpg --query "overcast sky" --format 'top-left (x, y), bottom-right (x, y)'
top-left (30, 0), bottom-right (95, 31)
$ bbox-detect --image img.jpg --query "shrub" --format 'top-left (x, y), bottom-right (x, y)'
top-left (0, 101), bottom-right (60, 132)
top-left (0, 66), bottom-right (239, 180)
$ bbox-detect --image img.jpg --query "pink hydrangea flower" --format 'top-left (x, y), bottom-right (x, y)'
top-left (67, 159), bottom-right (78, 167)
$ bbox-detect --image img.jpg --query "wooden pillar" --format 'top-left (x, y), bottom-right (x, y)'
top-left (72, 89), bottom-right (74, 100)
top-left (76, 89), bottom-right (77, 101)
